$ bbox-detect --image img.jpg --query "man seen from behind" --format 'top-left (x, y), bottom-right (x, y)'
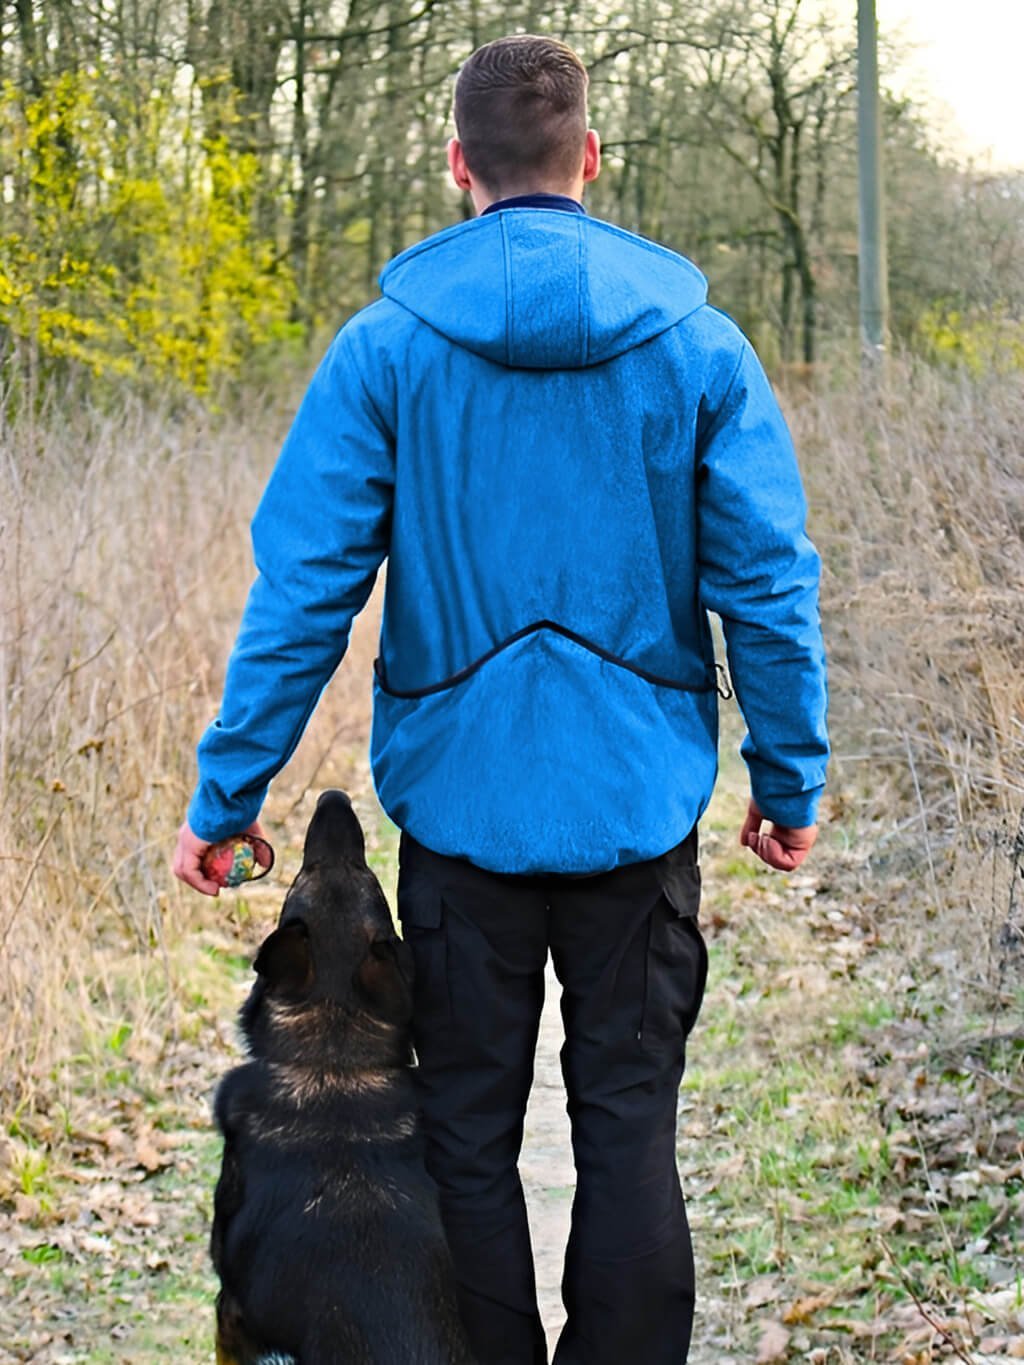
top-left (174, 33), bottom-right (829, 1365)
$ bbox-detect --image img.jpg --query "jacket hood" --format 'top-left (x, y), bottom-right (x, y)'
top-left (378, 210), bottom-right (708, 369)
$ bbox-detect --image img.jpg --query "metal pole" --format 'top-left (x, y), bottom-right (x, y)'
top-left (857, 0), bottom-right (889, 360)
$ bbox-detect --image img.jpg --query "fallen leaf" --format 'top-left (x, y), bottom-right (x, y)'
top-left (133, 1135), bottom-right (166, 1173)
top-left (756, 1320), bottom-right (791, 1363)
top-left (744, 1274), bottom-right (781, 1309)
top-left (782, 1292), bottom-right (834, 1325)
top-left (13, 1194), bottom-right (41, 1224)
top-left (870, 1204), bottom-right (904, 1232)
top-left (827, 1317), bottom-right (889, 1338)
top-left (712, 1152), bottom-right (746, 1185)
top-left (973, 1287), bottom-right (1024, 1320)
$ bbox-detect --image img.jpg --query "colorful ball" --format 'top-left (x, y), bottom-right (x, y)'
top-left (201, 838), bottom-right (268, 888)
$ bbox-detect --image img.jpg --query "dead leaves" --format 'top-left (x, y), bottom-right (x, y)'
top-left (0, 1034), bottom-right (229, 1361)
top-left (133, 1127), bottom-right (176, 1175)
top-left (744, 1274), bottom-right (783, 1310)
top-left (685, 833), bottom-right (1024, 1365)
top-left (747, 1289), bottom-right (839, 1364)
top-left (782, 1291), bottom-right (837, 1325)
top-left (756, 1319), bottom-right (791, 1362)
top-left (744, 1289), bottom-right (1024, 1363)
top-left (753, 1299), bottom-right (836, 1364)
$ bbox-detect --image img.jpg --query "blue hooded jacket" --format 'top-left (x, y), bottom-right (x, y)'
top-left (188, 206), bottom-right (829, 874)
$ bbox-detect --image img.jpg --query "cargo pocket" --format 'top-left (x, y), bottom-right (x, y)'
top-left (639, 865), bottom-right (708, 1052)
top-left (396, 878), bottom-right (451, 1035)
top-left (656, 855), bottom-right (702, 919)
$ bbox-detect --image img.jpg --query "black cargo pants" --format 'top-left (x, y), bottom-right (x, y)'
top-left (397, 827), bottom-right (708, 1365)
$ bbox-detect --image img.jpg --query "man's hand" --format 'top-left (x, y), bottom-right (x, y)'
top-left (172, 819), bottom-right (271, 896)
top-left (740, 799), bottom-right (817, 871)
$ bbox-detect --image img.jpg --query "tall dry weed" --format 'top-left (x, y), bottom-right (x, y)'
top-left (0, 381), bottom-right (378, 1122)
top-left (793, 359), bottom-right (1024, 1002)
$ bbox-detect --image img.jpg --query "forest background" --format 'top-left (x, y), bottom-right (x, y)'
top-left (1, 0), bottom-right (1023, 1360)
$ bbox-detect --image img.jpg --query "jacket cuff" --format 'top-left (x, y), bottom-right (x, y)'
top-left (187, 787), bottom-right (263, 845)
top-left (753, 784), bottom-right (825, 830)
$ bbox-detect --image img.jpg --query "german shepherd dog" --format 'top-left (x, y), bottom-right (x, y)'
top-left (211, 791), bottom-right (474, 1365)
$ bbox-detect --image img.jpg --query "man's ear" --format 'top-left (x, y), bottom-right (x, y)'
top-left (354, 936), bottom-right (413, 1026)
top-left (583, 128), bottom-right (601, 184)
top-left (253, 919), bottom-right (313, 994)
top-left (447, 137), bottom-right (473, 193)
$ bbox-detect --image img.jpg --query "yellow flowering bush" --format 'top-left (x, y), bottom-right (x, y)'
top-left (916, 304), bottom-right (1024, 376)
top-left (0, 72), bottom-right (300, 394)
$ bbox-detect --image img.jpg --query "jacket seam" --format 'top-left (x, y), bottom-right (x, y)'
top-left (577, 217), bottom-right (589, 365)
top-left (500, 213), bottom-right (514, 367)
top-left (373, 620), bottom-right (715, 700)
top-left (697, 341), bottom-right (748, 450)
top-left (337, 325), bottom-right (394, 439)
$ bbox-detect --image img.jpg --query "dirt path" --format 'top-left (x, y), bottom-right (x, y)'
top-left (521, 963), bottom-right (573, 1354)
top-left (521, 961), bottom-right (727, 1361)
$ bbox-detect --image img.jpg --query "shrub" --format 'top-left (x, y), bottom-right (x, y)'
top-left (0, 71), bottom-right (301, 397)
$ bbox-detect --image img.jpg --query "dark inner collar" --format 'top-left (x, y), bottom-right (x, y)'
top-left (481, 193), bottom-right (586, 216)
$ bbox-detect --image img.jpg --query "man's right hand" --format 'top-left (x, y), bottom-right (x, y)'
top-left (740, 799), bottom-right (817, 871)
top-left (172, 819), bottom-right (270, 896)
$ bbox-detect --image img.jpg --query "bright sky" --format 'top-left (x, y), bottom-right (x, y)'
top-left (877, 0), bottom-right (1024, 169)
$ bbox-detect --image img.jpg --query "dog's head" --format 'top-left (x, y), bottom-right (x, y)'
top-left (240, 791), bottom-right (412, 1067)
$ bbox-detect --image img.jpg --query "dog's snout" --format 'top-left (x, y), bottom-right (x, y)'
top-left (302, 789), bottom-right (366, 869)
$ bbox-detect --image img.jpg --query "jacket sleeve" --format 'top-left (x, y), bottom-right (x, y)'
top-left (695, 339), bottom-right (829, 828)
top-left (187, 325), bottom-right (394, 842)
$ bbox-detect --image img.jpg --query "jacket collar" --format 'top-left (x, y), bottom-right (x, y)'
top-left (481, 192), bottom-right (586, 216)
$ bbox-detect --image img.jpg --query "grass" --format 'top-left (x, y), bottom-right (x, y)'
top-left (0, 380), bottom-right (384, 1130)
top-left (13, 1139), bottom-right (221, 1364)
top-left (793, 359), bottom-right (1024, 994)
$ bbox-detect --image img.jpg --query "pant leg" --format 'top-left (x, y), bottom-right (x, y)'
top-left (546, 832), bottom-right (708, 1365)
top-left (397, 833), bottom-right (550, 1365)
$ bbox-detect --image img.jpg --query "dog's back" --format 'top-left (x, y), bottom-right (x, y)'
top-left (211, 792), bottom-right (474, 1365)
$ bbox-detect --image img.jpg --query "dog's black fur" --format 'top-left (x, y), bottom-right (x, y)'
top-left (210, 791), bottom-right (474, 1365)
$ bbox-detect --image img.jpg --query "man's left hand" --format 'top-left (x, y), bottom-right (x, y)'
top-left (740, 799), bottom-right (817, 871)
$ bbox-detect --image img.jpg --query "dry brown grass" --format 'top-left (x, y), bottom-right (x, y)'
top-left (804, 364), bottom-right (1023, 811)
top-left (792, 358), bottom-right (1024, 998)
top-left (1, 359), bottom-right (1021, 1126)
top-left (0, 382), bottom-right (380, 1125)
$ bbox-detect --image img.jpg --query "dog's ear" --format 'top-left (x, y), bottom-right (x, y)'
top-left (253, 919), bottom-right (313, 994)
top-left (354, 936), bottom-right (413, 1026)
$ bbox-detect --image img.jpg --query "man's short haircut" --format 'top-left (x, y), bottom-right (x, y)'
top-left (453, 35), bottom-right (589, 195)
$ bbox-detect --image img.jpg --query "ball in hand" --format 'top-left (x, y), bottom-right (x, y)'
top-left (201, 839), bottom-right (258, 888)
